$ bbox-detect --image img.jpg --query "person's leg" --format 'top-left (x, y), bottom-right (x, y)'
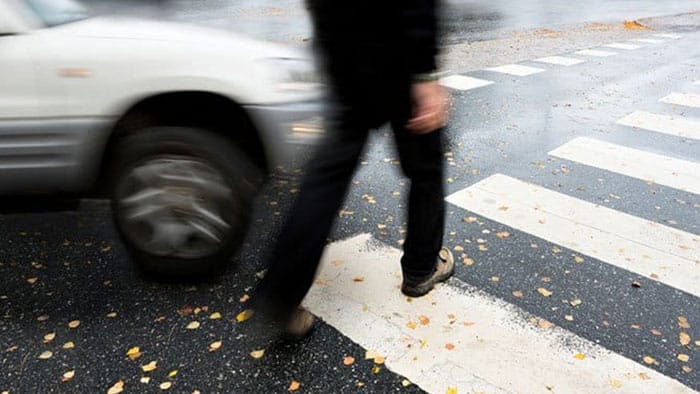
top-left (254, 116), bottom-right (370, 323)
top-left (391, 122), bottom-right (446, 283)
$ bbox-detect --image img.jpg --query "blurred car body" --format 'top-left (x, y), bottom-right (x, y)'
top-left (0, 0), bottom-right (323, 276)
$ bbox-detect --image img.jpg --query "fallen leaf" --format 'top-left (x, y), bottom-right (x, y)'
top-left (512, 290), bottom-right (523, 298)
top-left (638, 373), bottom-right (650, 380)
top-left (250, 349), bottom-right (265, 359)
top-left (609, 379), bottom-right (622, 389)
top-left (445, 343), bottom-right (455, 350)
top-left (642, 356), bottom-right (657, 365)
top-left (365, 349), bottom-right (380, 360)
top-left (478, 245), bottom-right (489, 251)
top-left (107, 380), bottom-right (124, 394)
top-left (574, 353), bottom-right (586, 360)
top-left (631, 281), bottom-right (641, 288)
top-left (446, 387), bottom-right (458, 394)
top-left (374, 356), bottom-right (386, 364)
top-left (68, 320), bottom-right (80, 329)
top-left (495, 231), bottom-right (511, 239)
top-left (209, 341), bottom-right (222, 352)
top-left (43, 332), bottom-right (56, 344)
top-left (552, 247), bottom-right (562, 254)
top-left (39, 351), bottom-right (53, 360)
top-left (489, 276), bottom-right (500, 283)
top-left (402, 379), bottom-right (412, 387)
top-left (569, 299), bottom-right (582, 307)
top-left (343, 356), bottom-right (355, 366)
top-left (209, 312), bottom-right (222, 320)
top-left (565, 315), bottom-right (574, 321)
top-left (236, 310), bottom-right (253, 323)
top-left (353, 277), bottom-right (365, 282)
top-left (356, 382), bottom-right (365, 387)
top-left (573, 256), bottom-right (585, 263)
top-left (539, 319), bottom-right (554, 329)
top-left (419, 315), bottom-right (430, 325)
top-left (142, 361), bottom-right (157, 372)
top-left (679, 332), bottom-right (691, 346)
top-left (289, 380), bottom-right (301, 391)
top-left (27, 277), bottom-right (38, 285)
top-left (453, 245), bottom-right (464, 252)
top-left (462, 257), bottom-right (475, 266)
top-left (537, 288), bottom-right (553, 297)
top-left (178, 306), bottom-right (194, 317)
top-left (63, 342), bottom-right (75, 349)
top-left (630, 324), bottom-right (641, 330)
top-left (464, 217), bottom-right (477, 223)
top-left (678, 316), bottom-right (690, 329)
top-left (126, 346), bottom-right (142, 360)
top-left (677, 354), bottom-right (690, 362)
top-left (106, 312), bottom-right (117, 318)
top-left (371, 366), bottom-right (381, 374)
top-left (186, 321), bottom-right (200, 330)
top-left (62, 370), bottom-right (75, 383)
top-left (498, 206), bottom-right (509, 211)
top-left (623, 20), bottom-right (649, 30)
top-left (140, 377), bottom-right (150, 384)
top-left (239, 294), bottom-right (250, 303)
top-left (541, 277), bottom-right (552, 283)
top-left (650, 329), bottom-right (662, 336)
top-left (168, 370), bottom-right (178, 378)
top-left (682, 366), bottom-right (693, 373)
top-left (160, 382), bottom-right (172, 390)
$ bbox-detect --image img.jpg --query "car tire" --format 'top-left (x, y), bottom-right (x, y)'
top-left (109, 127), bottom-right (262, 278)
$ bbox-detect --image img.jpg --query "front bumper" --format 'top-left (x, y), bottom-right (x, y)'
top-left (244, 101), bottom-right (326, 168)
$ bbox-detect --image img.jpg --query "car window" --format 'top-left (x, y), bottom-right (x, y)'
top-left (23, 0), bottom-right (88, 27)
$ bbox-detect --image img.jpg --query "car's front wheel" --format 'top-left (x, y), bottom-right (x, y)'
top-left (110, 127), bottom-right (262, 278)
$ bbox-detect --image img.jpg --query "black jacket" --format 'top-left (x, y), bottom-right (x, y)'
top-left (307, 0), bottom-right (439, 127)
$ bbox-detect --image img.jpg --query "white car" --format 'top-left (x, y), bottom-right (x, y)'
top-left (0, 0), bottom-right (323, 276)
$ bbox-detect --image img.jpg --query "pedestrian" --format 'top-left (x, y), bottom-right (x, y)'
top-left (253, 0), bottom-right (453, 338)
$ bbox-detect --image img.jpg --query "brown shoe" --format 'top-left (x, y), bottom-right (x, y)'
top-left (284, 307), bottom-right (316, 338)
top-left (401, 248), bottom-right (455, 297)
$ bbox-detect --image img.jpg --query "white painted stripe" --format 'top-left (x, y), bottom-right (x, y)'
top-left (632, 38), bottom-right (665, 44)
top-left (534, 56), bottom-right (585, 66)
top-left (654, 33), bottom-right (682, 39)
top-left (574, 49), bottom-right (617, 57)
top-left (661, 92), bottom-right (700, 108)
top-left (695, 80), bottom-right (700, 85)
top-left (484, 64), bottom-right (546, 76)
top-left (604, 43), bottom-right (642, 50)
top-left (617, 110), bottom-right (700, 140)
top-left (305, 234), bottom-right (696, 394)
top-left (446, 174), bottom-right (700, 296)
top-left (439, 75), bottom-right (494, 91)
top-left (548, 137), bottom-right (700, 194)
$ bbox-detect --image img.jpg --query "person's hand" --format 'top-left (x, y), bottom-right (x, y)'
top-left (406, 81), bottom-right (450, 134)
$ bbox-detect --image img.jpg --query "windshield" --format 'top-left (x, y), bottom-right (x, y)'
top-left (24, 0), bottom-right (89, 27)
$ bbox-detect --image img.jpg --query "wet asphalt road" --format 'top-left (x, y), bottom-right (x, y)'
top-left (2, 2), bottom-right (700, 394)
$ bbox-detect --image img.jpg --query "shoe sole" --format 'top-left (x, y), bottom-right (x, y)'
top-left (401, 255), bottom-right (455, 297)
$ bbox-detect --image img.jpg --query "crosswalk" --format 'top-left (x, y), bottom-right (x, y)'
top-left (305, 33), bottom-right (699, 393)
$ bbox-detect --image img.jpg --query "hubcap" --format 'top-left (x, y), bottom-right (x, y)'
top-left (115, 156), bottom-right (238, 259)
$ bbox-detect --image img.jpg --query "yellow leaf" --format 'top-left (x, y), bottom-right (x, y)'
top-left (167, 370), bottom-right (178, 378)
top-left (106, 312), bottom-right (117, 318)
top-left (63, 341), bottom-right (75, 349)
top-left (420, 339), bottom-right (428, 348)
top-left (638, 373), bottom-right (650, 380)
top-left (250, 349), bottom-right (265, 359)
top-left (406, 321), bottom-right (417, 330)
top-left (650, 329), bottom-right (662, 336)
top-left (569, 299), bottom-right (582, 307)
top-left (609, 379), bottom-right (622, 389)
top-left (186, 321), bottom-right (200, 330)
top-left (538, 320), bottom-right (554, 329)
top-left (446, 387), bottom-right (458, 394)
top-left (419, 315), bottom-right (430, 325)
top-left (209, 312), bottom-right (222, 320)
top-left (141, 361), bottom-right (157, 372)
top-left (43, 332), bottom-right (56, 343)
top-left (107, 380), bottom-right (124, 394)
top-left (27, 277), bottom-right (38, 284)
top-left (677, 354), bottom-right (690, 362)
top-left (537, 287), bottom-right (553, 297)
top-left (353, 276), bottom-right (364, 282)
top-left (574, 353), bottom-right (586, 360)
top-left (140, 377), bottom-right (150, 384)
top-left (68, 320), bottom-right (80, 329)
top-left (512, 290), bottom-right (523, 298)
top-left (288, 380), bottom-right (301, 392)
top-left (462, 257), bottom-right (475, 266)
top-left (573, 256), bottom-right (585, 263)
top-left (402, 379), bottom-right (412, 387)
top-left (38, 351), bottom-right (53, 360)
top-left (682, 366), bottom-right (693, 373)
top-left (126, 346), bottom-right (142, 360)
top-left (679, 332), bottom-right (691, 346)
top-left (160, 381), bottom-right (172, 390)
top-left (209, 341), bottom-right (222, 352)
top-left (565, 315), bottom-right (574, 321)
top-left (496, 231), bottom-right (511, 239)
top-left (365, 349), bottom-right (380, 360)
top-left (642, 356), bottom-right (657, 365)
top-left (343, 356), bottom-right (355, 366)
top-left (374, 356), bottom-right (386, 364)
top-left (478, 245), bottom-right (488, 251)
top-left (236, 309), bottom-right (253, 323)
top-left (678, 316), bottom-right (690, 329)
top-left (372, 366), bottom-right (381, 374)
top-left (498, 206), bottom-right (509, 211)
top-left (464, 217), bottom-right (477, 223)
top-left (62, 370), bottom-right (75, 383)
top-left (489, 276), bottom-right (500, 283)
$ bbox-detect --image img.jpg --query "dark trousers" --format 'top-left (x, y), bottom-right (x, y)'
top-left (254, 111), bottom-right (445, 321)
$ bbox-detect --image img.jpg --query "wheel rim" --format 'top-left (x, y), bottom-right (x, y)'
top-left (115, 155), bottom-right (239, 259)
